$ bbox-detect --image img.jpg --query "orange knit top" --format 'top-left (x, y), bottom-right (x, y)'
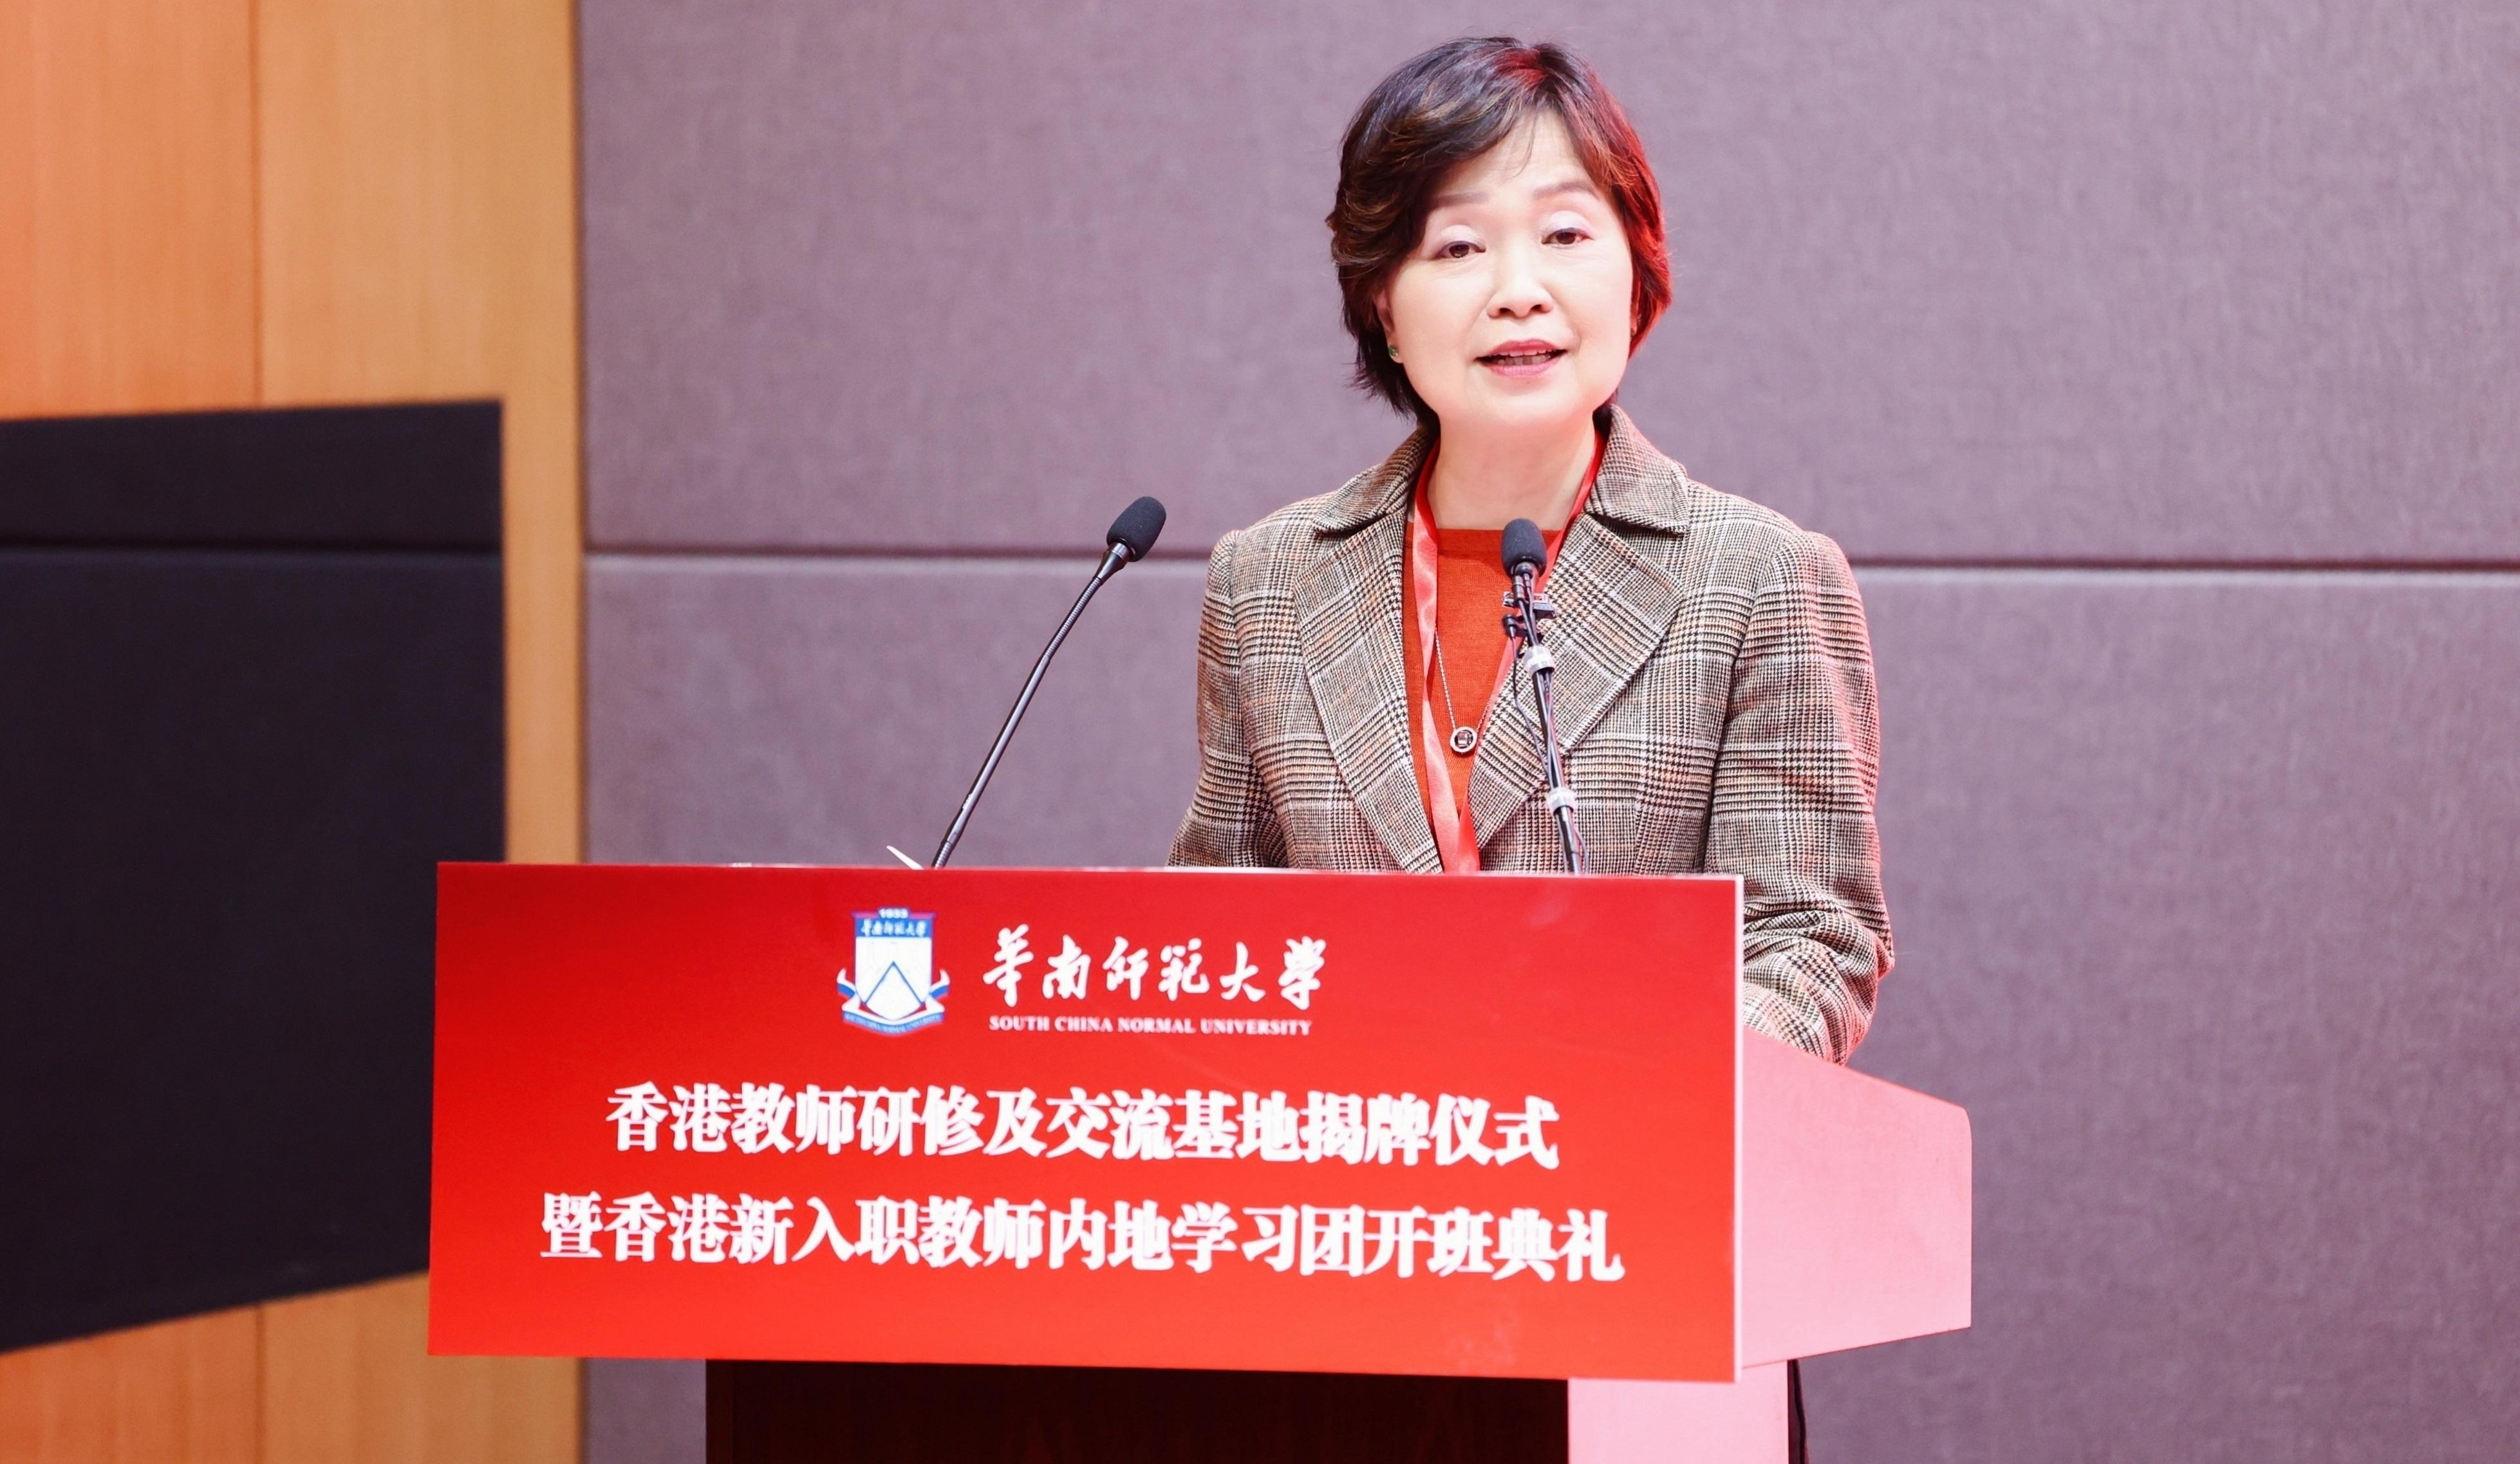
top-left (1401, 526), bottom-right (1519, 836)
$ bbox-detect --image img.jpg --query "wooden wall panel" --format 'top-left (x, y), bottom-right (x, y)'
top-left (259, 1277), bottom-right (577, 1464)
top-left (0, 0), bottom-right (259, 415)
top-left (255, 0), bottom-right (584, 863)
top-left (6, 0), bottom-right (588, 1455)
top-left (0, 1307), bottom-right (260, 1464)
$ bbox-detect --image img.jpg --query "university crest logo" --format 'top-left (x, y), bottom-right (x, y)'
top-left (836, 907), bottom-right (947, 1034)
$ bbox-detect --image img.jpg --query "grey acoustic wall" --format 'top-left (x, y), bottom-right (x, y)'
top-left (1828, 571), bottom-right (2520, 1460)
top-left (577, 1), bottom-right (2519, 1459)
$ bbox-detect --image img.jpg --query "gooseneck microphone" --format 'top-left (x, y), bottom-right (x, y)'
top-left (929, 496), bottom-right (1167, 867)
top-left (1501, 518), bottom-right (1587, 873)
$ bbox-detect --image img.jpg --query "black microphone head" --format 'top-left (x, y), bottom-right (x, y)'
top-left (1106, 496), bottom-right (1167, 561)
top-left (1501, 518), bottom-right (1547, 577)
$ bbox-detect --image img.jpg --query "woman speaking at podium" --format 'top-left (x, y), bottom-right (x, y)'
top-left (1169, 37), bottom-right (1892, 1070)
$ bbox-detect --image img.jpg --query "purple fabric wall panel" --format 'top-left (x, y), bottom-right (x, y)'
top-left (579, 1), bottom-right (2519, 1458)
top-left (582, 1), bottom-right (2520, 561)
top-left (1816, 570), bottom-right (2520, 1460)
top-left (583, 1359), bottom-right (705, 1464)
top-left (584, 556), bottom-right (1204, 867)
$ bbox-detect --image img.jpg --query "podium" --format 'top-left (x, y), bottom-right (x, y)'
top-left (430, 864), bottom-right (1969, 1462)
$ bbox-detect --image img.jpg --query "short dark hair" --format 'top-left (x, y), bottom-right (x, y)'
top-left (1327, 37), bottom-right (1671, 422)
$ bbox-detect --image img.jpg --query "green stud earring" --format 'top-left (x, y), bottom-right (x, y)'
top-left (1386, 342), bottom-right (1401, 360)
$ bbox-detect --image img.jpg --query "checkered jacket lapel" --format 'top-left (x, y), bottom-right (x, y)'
top-left (1293, 458), bottom-right (1442, 874)
top-left (1469, 429), bottom-right (1692, 844)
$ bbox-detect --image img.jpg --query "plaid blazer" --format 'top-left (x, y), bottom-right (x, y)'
top-left (1168, 407), bottom-right (1891, 1062)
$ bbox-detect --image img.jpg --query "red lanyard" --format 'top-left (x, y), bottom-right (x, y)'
top-left (1406, 441), bottom-right (1599, 873)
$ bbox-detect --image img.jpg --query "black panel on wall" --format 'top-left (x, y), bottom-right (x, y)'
top-left (0, 402), bottom-right (503, 1352)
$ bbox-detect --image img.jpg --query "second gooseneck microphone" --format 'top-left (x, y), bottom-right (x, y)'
top-left (1502, 517), bottom-right (1587, 873)
top-left (929, 496), bottom-right (1167, 867)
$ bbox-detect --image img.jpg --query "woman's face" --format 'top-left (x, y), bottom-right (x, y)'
top-left (1380, 113), bottom-right (1634, 437)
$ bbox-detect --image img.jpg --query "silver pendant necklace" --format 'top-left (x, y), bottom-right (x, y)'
top-left (1430, 633), bottom-right (1481, 755)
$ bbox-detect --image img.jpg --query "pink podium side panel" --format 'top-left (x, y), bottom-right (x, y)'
top-left (1569, 1366), bottom-right (1789, 1464)
top-left (1740, 1033), bottom-right (1972, 1365)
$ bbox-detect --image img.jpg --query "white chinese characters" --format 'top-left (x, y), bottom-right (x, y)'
top-left (974, 930), bottom-right (1328, 1011)
top-left (604, 1083), bottom-right (1562, 1169)
top-left (541, 1192), bottom-right (1623, 1283)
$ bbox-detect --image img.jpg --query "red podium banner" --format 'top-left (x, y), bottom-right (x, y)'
top-left (429, 864), bottom-right (1742, 1381)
